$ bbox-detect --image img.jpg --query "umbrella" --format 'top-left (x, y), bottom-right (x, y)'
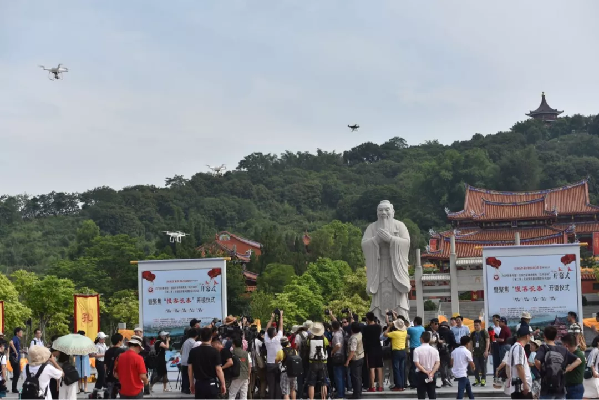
top-left (51, 334), bottom-right (96, 356)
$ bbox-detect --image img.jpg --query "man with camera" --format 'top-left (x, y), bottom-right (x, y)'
top-left (265, 309), bottom-right (284, 399)
top-left (188, 327), bottom-right (227, 399)
top-left (306, 322), bottom-right (329, 400)
top-left (509, 325), bottom-right (533, 399)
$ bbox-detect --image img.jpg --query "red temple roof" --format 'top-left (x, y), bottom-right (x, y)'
top-left (447, 180), bottom-right (599, 221)
top-left (526, 92), bottom-right (563, 117)
top-left (197, 231), bottom-right (262, 262)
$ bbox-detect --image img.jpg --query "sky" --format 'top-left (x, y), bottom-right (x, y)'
top-left (1, 1), bottom-right (598, 196)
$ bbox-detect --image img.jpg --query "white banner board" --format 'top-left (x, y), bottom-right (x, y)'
top-left (483, 244), bottom-right (582, 337)
top-left (137, 258), bottom-right (227, 338)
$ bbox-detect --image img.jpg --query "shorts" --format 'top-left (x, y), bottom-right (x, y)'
top-left (280, 372), bottom-right (297, 395)
top-left (307, 362), bottom-right (328, 387)
top-left (367, 348), bottom-right (384, 369)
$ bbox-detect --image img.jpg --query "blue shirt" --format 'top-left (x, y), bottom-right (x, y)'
top-left (451, 326), bottom-right (470, 343)
top-left (12, 336), bottom-right (21, 361)
top-left (407, 325), bottom-right (425, 349)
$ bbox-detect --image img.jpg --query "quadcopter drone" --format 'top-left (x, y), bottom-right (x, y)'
top-left (163, 231), bottom-right (187, 243)
top-left (207, 164), bottom-right (227, 175)
top-left (348, 124), bottom-right (360, 132)
top-left (39, 63), bottom-right (69, 80)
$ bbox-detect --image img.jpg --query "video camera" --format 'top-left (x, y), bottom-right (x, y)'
top-left (273, 308), bottom-right (281, 317)
top-left (324, 309), bottom-right (331, 316)
top-left (341, 307), bottom-right (350, 314)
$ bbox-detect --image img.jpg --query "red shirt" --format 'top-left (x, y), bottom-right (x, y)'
top-left (498, 326), bottom-right (511, 342)
top-left (115, 350), bottom-right (147, 396)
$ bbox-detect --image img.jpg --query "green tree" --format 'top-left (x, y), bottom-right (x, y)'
top-left (0, 273), bottom-right (32, 331)
top-left (256, 264), bottom-right (296, 293)
top-left (106, 289), bottom-right (139, 332)
top-left (308, 221), bottom-right (364, 269)
top-left (275, 278), bottom-right (325, 326)
top-left (11, 270), bottom-right (75, 337)
top-left (226, 262), bottom-right (247, 316)
top-left (249, 290), bottom-right (275, 324)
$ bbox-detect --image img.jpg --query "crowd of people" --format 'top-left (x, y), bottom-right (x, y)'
top-left (1, 309), bottom-right (599, 399)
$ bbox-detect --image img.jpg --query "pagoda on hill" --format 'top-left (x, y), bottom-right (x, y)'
top-left (526, 92), bottom-right (563, 123)
top-left (197, 231), bottom-right (262, 292)
top-left (423, 179), bottom-right (599, 269)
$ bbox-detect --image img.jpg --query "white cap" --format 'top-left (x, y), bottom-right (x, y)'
top-left (97, 332), bottom-right (107, 339)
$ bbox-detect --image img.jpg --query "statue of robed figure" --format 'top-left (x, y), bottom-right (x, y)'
top-left (361, 200), bottom-right (411, 321)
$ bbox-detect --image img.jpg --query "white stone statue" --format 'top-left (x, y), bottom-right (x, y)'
top-left (361, 200), bottom-right (411, 322)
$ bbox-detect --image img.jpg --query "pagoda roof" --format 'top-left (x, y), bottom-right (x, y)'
top-left (197, 231), bottom-right (262, 262)
top-left (526, 92), bottom-right (564, 117)
top-left (447, 179), bottom-right (599, 221)
top-left (423, 226), bottom-right (571, 259)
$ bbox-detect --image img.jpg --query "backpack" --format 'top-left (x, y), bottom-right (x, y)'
top-left (62, 363), bottom-right (80, 386)
top-left (21, 364), bottom-right (47, 399)
top-left (251, 341), bottom-right (265, 369)
top-left (541, 345), bottom-right (566, 394)
top-left (282, 347), bottom-right (302, 378)
top-left (230, 352), bottom-right (241, 378)
top-left (299, 334), bottom-right (310, 365)
top-left (145, 342), bottom-right (158, 369)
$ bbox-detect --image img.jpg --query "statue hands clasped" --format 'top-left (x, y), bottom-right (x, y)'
top-left (377, 228), bottom-right (393, 243)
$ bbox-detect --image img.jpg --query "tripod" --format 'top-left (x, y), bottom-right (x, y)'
top-left (175, 364), bottom-right (182, 390)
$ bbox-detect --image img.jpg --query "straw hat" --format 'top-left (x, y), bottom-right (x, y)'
top-left (225, 315), bottom-right (237, 325)
top-left (291, 325), bottom-right (300, 333)
top-left (303, 320), bottom-right (314, 330)
top-left (520, 311), bottom-right (532, 320)
top-left (29, 346), bottom-right (51, 367)
top-left (393, 319), bottom-right (406, 331)
top-left (311, 322), bottom-right (325, 336)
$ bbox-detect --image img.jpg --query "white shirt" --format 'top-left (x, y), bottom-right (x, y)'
top-left (509, 342), bottom-right (532, 395)
top-left (95, 343), bottom-right (107, 361)
top-left (413, 343), bottom-right (440, 372)
top-left (30, 339), bottom-right (44, 348)
top-left (181, 338), bottom-right (196, 366)
top-left (22, 364), bottom-right (63, 400)
top-left (264, 330), bottom-right (283, 364)
top-left (0, 354), bottom-right (6, 382)
top-left (451, 346), bottom-right (473, 378)
top-left (493, 325), bottom-right (502, 337)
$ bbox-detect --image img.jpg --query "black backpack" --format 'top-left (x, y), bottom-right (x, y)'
top-left (145, 343), bottom-right (158, 369)
top-left (62, 362), bottom-right (80, 386)
top-left (21, 364), bottom-right (47, 399)
top-left (283, 347), bottom-right (303, 378)
top-left (230, 352), bottom-right (241, 378)
top-left (541, 345), bottom-right (566, 394)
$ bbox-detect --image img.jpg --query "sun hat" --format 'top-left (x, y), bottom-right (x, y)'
top-left (521, 311), bottom-right (532, 320)
top-left (97, 332), bottom-right (107, 339)
top-left (225, 315), bottom-right (237, 325)
top-left (304, 320), bottom-right (314, 330)
top-left (532, 339), bottom-right (542, 348)
top-left (29, 346), bottom-right (51, 366)
top-left (280, 337), bottom-right (289, 346)
top-left (311, 322), bottom-right (325, 337)
top-left (291, 325), bottom-right (300, 333)
top-left (393, 319), bottom-right (406, 331)
top-left (128, 335), bottom-right (144, 347)
top-left (133, 326), bottom-right (143, 332)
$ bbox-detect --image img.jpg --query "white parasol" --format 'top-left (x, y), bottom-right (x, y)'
top-left (51, 334), bottom-right (96, 356)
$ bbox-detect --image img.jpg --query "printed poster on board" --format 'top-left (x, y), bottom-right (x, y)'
top-left (483, 244), bottom-right (582, 339)
top-left (141, 267), bottom-right (223, 337)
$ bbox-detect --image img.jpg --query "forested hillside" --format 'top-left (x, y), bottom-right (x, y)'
top-left (2, 114), bottom-right (599, 273)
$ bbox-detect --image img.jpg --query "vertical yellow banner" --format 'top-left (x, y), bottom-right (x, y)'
top-left (74, 295), bottom-right (99, 341)
top-left (0, 301), bottom-right (4, 334)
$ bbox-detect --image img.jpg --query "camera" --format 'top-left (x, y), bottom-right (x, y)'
top-left (213, 318), bottom-right (221, 324)
top-left (341, 308), bottom-right (350, 314)
top-left (386, 311), bottom-right (394, 317)
top-left (511, 377), bottom-right (523, 393)
top-left (324, 309), bottom-right (331, 316)
top-left (273, 308), bottom-right (281, 317)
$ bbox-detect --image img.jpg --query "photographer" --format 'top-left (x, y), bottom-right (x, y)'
top-left (384, 311), bottom-right (407, 392)
top-left (509, 326), bottom-right (532, 399)
top-left (307, 322), bottom-right (329, 400)
top-left (265, 310), bottom-right (284, 399)
top-left (212, 339), bottom-right (234, 398)
top-left (150, 331), bottom-right (170, 393)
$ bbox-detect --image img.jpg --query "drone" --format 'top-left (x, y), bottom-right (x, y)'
top-left (348, 124), bottom-right (360, 132)
top-left (163, 231), bottom-right (187, 243)
top-left (207, 164), bottom-right (226, 175)
top-left (39, 64), bottom-right (69, 80)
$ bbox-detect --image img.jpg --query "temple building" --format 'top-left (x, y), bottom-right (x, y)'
top-left (197, 231), bottom-right (262, 292)
top-left (422, 179), bottom-right (599, 302)
top-left (526, 92), bottom-right (563, 123)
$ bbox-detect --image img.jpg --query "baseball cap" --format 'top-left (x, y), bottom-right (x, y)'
top-left (517, 325), bottom-right (531, 338)
top-left (430, 318), bottom-right (439, 324)
top-left (500, 317), bottom-right (507, 323)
